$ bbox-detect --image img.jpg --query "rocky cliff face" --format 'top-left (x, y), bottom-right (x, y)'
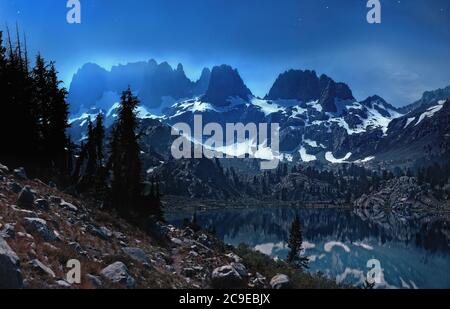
top-left (265, 70), bottom-right (354, 113)
top-left (68, 60), bottom-right (210, 116)
top-left (202, 65), bottom-right (252, 107)
top-left (354, 177), bottom-right (450, 211)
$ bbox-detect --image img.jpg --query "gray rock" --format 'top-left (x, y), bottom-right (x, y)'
top-left (231, 262), bottom-right (248, 279)
top-left (69, 242), bottom-right (86, 255)
top-left (171, 238), bottom-right (183, 246)
top-left (11, 205), bottom-right (38, 218)
top-left (28, 259), bottom-right (56, 278)
top-left (122, 247), bottom-right (149, 265)
top-left (0, 223), bottom-right (16, 238)
top-left (55, 280), bottom-right (72, 288)
top-left (182, 228), bottom-right (195, 237)
top-left (86, 274), bottom-right (102, 288)
top-left (8, 182), bottom-right (22, 194)
top-left (50, 196), bottom-right (62, 204)
top-left (23, 217), bottom-right (57, 242)
top-left (87, 225), bottom-right (111, 240)
top-left (0, 163), bottom-right (9, 174)
top-left (113, 231), bottom-right (127, 241)
top-left (13, 167), bottom-right (27, 180)
top-left (249, 272), bottom-right (267, 289)
top-left (0, 236), bottom-right (23, 288)
top-left (182, 267), bottom-right (197, 278)
top-left (48, 181), bottom-right (57, 189)
top-left (270, 274), bottom-right (291, 289)
top-left (17, 186), bottom-right (35, 208)
top-left (101, 262), bottom-right (135, 288)
top-left (59, 201), bottom-right (78, 212)
top-left (211, 265), bottom-right (245, 289)
top-left (35, 199), bottom-right (50, 210)
top-left (226, 253), bottom-right (243, 263)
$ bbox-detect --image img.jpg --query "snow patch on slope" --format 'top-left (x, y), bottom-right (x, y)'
top-left (299, 147), bottom-right (317, 162)
top-left (251, 98), bottom-right (284, 116)
top-left (415, 100), bottom-right (445, 126)
top-left (325, 152), bottom-right (352, 164)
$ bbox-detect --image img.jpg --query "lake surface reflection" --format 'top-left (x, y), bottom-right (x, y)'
top-left (167, 207), bottom-right (450, 288)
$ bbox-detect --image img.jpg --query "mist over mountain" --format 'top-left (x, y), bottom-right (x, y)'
top-left (67, 60), bottom-right (211, 116)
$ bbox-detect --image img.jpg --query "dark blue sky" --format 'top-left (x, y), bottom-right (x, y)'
top-left (1, 0), bottom-right (449, 106)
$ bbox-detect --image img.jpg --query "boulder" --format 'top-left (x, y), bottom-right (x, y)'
top-left (211, 265), bottom-right (245, 289)
top-left (28, 259), bottom-right (56, 278)
top-left (86, 274), bottom-right (103, 288)
top-left (87, 225), bottom-right (111, 240)
top-left (226, 252), bottom-right (243, 263)
top-left (55, 280), bottom-right (71, 288)
top-left (101, 262), bottom-right (136, 289)
top-left (231, 262), bottom-right (248, 279)
top-left (0, 163), bottom-right (9, 174)
top-left (11, 205), bottom-right (38, 218)
top-left (270, 274), bottom-right (291, 289)
top-left (0, 223), bottom-right (16, 238)
top-left (35, 199), bottom-right (50, 210)
top-left (13, 167), bottom-right (27, 180)
top-left (0, 237), bottom-right (23, 288)
top-left (8, 182), bottom-right (22, 194)
top-left (249, 272), bottom-right (267, 289)
top-left (69, 242), bottom-right (87, 255)
top-left (171, 238), bottom-right (183, 246)
top-left (59, 201), bottom-right (78, 212)
top-left (16, 186), bottom-right (35, 208)
top-left (23, 217), bottom-right (57, 242)
top-left (122, 247), bottom-right (149, 265)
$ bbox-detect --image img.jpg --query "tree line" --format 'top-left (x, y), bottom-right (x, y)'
top-left (0, 29), bottom-right (163, 223)
top-left (0, 29), bottom-right (69, 175)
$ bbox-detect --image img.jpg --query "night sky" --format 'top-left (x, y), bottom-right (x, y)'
top-left (1, 0), bottom-right (450, 107)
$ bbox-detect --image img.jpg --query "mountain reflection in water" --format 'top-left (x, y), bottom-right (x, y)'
top-left (167, 207), bottom-right (450, 288)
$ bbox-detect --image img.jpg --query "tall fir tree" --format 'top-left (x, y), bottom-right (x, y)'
top-left (286, 216), bottom-right (309, 269)
top-left (109, 87), bottom-right (142, 215)
top-left (45, 62), bottom-right (69, 171)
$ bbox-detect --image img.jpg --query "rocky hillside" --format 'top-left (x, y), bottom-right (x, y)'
top-left (0, 162), bottom-right (339, 289)
top-left (354, 176), bottom-right (450, 212)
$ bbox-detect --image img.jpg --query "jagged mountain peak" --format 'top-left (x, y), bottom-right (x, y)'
top-left (266, 69), bottom-right (320, 102)
top-left (266, 69), bottom-right (354, 112)
top-left (202, 65), bottom-right (252, 107)
top-left (399, 85), bottom-right (450, 114)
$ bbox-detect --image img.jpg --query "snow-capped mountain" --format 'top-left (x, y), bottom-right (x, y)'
top-left (163, 67), bottom-right (403, 164)
top-left (67, 60), bottom-right (211, 116)
top-left (66, 61), bottom-right (450, 168)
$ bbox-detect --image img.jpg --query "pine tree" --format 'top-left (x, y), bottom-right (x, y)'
top-left (84, 118), bottom-right (97, 182)
top-left (286, 216), bottom-right (309, 269)
top-left (93, 113), bottom-right (105, 167)
top-left (45, 62), bottom-right (69, 171)
top-left (109, 87), bottom-right (142, 215)
top-left (31, 54), bottom-right (49, 162)
top-left (92, 113), bottom-right (107, 197)
top-left (1, 28), bottom-right (40, 167)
